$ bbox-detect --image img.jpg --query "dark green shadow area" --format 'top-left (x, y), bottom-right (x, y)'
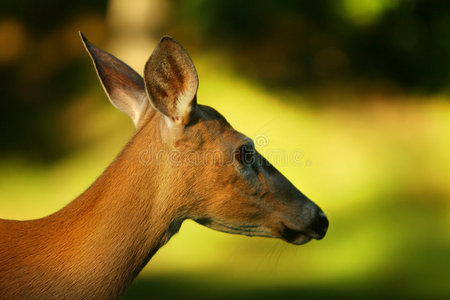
top-left (122, 273), bottom-right (447, 300)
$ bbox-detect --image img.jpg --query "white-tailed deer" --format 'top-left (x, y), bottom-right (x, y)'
top-left (0, 33), bottom-right (328, 299)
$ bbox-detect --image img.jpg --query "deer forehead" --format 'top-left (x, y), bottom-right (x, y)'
top-left (173, 106), bottom-right (246, 149)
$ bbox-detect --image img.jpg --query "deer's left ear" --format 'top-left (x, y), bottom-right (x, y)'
top-left (144, 36), bottom-right (198, 126)
top-left (80, 32), bottom-right (148, 128)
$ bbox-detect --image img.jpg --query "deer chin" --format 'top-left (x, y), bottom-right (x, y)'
top-left (196, 218), bottom-right (315, 245)
top-left (279, 223), bottom-right (313, 245)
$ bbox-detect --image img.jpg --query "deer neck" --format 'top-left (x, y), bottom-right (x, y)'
top-left (46, 113), bottom-right (182, 297)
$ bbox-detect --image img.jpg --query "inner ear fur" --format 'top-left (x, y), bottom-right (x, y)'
top-left (144, 36), bottom-right (198, 125)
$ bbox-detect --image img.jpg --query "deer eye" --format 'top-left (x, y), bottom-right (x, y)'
top-left (235, 144), bottom-right (256, 166)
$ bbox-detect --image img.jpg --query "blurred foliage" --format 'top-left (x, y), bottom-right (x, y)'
top-left (0, 0), bottom-right (108, 162)
top-left (0, 1), bottom-right (449, 299)
top-left (0, 0), bottom-right (106, 31)
top-left (170, 0), bottom-right (450, 92)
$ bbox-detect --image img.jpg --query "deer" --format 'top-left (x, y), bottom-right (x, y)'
top-left (0, 32), bottom-right (328, 299)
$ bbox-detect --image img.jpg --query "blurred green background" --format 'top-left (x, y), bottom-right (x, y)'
top-left (0, 1), bottom-right (449, 299)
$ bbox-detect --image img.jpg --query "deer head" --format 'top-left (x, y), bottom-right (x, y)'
top-left (81, 33), bottom-right (328, 246)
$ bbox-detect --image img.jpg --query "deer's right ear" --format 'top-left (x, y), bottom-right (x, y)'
top-left (144, 36), bottom-right (198, 126)
top-left (80, 32), bottom-right (148, 128)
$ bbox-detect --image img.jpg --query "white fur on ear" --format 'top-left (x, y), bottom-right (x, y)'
top-left (144, 36), bottom-right (198, 126)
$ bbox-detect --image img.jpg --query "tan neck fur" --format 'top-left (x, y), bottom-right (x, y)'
top-left (0, 112), bottom-right (182, 299)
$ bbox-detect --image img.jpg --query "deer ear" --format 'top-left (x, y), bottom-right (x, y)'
top-left (144, 36), bottom-right (198, 126)
top-left (80, 32), bottom-right (148, 128)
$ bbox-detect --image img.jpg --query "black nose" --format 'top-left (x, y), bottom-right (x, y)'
top-left (308, 210), bottom-right (329, 240)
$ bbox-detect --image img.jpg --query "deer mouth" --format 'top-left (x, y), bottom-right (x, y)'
top-left (280, 223), bottom-right (313, 245)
